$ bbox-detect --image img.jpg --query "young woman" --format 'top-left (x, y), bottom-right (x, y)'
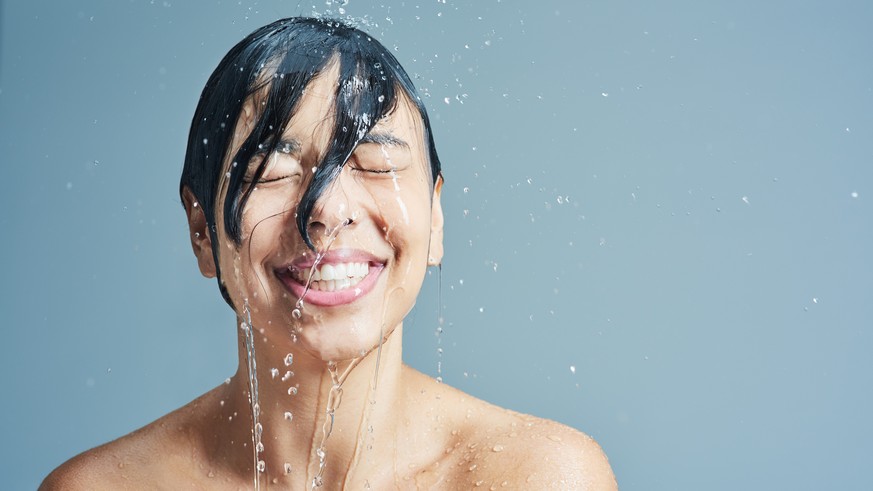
top-left (42, 17), bottom-right (615, 490)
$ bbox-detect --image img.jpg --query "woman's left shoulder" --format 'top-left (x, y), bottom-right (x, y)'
top-left (485, 415), bottom-right (617, 490)
top-left (403, 370), bottom-right (617, 489)
top-left (451, 395), bottom-right (617, 490)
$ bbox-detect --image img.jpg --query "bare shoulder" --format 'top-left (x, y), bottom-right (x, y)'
top-left (407, 371), bottom-right (616, 490)
top-left (485, 415), bottom-right (617, 490)
top-left (39, 424), bottom-right (161, 491)
top-left (39, 389), bottom-right (223, 490)
top-left (40, 439), bottom-right (137, 491)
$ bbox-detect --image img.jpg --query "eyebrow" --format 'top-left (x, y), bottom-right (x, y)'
top-left (273, 138), bottom-right (302, 153)
top-left (359, 131), bottom-right (409, 148)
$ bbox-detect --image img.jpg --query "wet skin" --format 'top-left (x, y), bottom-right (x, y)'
top-left (40, 64), bottom-right (616, 490)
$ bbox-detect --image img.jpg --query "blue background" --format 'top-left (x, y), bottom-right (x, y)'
top-left (2, 1), bottom-right (871, 489)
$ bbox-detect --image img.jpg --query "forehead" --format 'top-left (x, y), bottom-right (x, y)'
top-left (302, 72), bottom-right (420, 146)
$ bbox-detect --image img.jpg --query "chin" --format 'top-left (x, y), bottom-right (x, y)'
top-left (294, 322), bottom-right (395, 363)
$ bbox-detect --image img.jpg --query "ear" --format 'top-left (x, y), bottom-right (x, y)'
top-left (427, 176), bottom-right (444, 266)
top-left (182, 187), bottom-right (217, 278)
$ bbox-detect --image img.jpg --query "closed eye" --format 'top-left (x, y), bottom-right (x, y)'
top-left (350, 166), bottom-right (396, 174)
top-left (254, 174), bottom-right (300, 183)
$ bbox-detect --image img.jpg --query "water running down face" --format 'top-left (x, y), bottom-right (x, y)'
top-left (188, 62), bottom-right (444, 362)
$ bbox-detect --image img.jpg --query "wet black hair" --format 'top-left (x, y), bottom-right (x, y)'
top-left (180, 17), bottom-right (441, 304)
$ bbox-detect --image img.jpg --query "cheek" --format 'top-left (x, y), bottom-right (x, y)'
top-left (363, 171), bottom-right (430, 217)
top-left (372, 186), bottom-right (433, 250)
top-left (241, 191), bottom-right (299, 240)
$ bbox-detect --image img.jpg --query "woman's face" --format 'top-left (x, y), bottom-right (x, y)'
top-left (189, 66), bottom-right (443, 362)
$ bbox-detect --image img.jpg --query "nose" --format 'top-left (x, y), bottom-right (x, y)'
top-left (300, 179), bottom-right (357, 250)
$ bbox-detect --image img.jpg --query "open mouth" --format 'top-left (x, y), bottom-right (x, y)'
top-left (275, 250), bottom-right (385, 307)
top-left (290, 261), bottom-right (371, 292)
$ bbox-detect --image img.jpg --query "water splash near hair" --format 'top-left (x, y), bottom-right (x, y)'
top-left (291, 217), bottom-right (354, 322)
top-left (241, 299), bottom-right (264, 490)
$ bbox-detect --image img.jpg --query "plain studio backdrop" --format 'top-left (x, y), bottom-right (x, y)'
top-left (2, 1), bottom-right (871, 489)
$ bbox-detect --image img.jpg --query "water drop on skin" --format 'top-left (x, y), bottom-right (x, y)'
top-left (284, 353), bottom-right (294, 366)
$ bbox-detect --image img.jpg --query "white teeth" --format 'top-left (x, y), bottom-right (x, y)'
top-left (292, 261), bottom-right (372, 292)
top-left (321, 264), bottom-right (337, 281)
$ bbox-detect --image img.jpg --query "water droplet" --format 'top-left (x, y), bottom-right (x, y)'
top-left (284, 353), bottom-right (294, 366)
top-left (257, 460), bottom-right (265, 472)
top-left (569, 365), bottom-right (576, 374)
top-left (291, 308), bottom-right (302, 319)
top-left (288, 386), bottom-right (298, 395)
top-left (284, 411), bottom-right (293, 421)
top-left (270, 368), bottom-right (279, 379)
top-left (256, 442), bottom-right (264, 452)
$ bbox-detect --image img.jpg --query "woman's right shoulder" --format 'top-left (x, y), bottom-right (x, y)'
top-left (39, 392), bottom-right (214, 490)
top-left (39, 442), bottom-right (131, 491)
top-left (39, 414), bottom-right (188, 490)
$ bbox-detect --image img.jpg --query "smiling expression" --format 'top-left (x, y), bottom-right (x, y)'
top-left (186, 62), bottom-right (443, 362)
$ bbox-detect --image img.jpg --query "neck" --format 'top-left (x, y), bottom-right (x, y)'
top-left (211, 318), bottom-right (406, 489)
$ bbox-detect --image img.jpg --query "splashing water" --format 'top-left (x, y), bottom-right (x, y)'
top-left (291, 218), bottom-right (354, 321)
top-left (241, 300), bottom-right (264, 490)
top-left (311, 359), bottom-right (362, 489)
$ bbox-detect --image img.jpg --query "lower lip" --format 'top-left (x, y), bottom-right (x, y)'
top-left (276, 263), bottom-right (385, 307)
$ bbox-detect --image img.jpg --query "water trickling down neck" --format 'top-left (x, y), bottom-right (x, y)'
top-left (240, 299), bottom-right (264, 490)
